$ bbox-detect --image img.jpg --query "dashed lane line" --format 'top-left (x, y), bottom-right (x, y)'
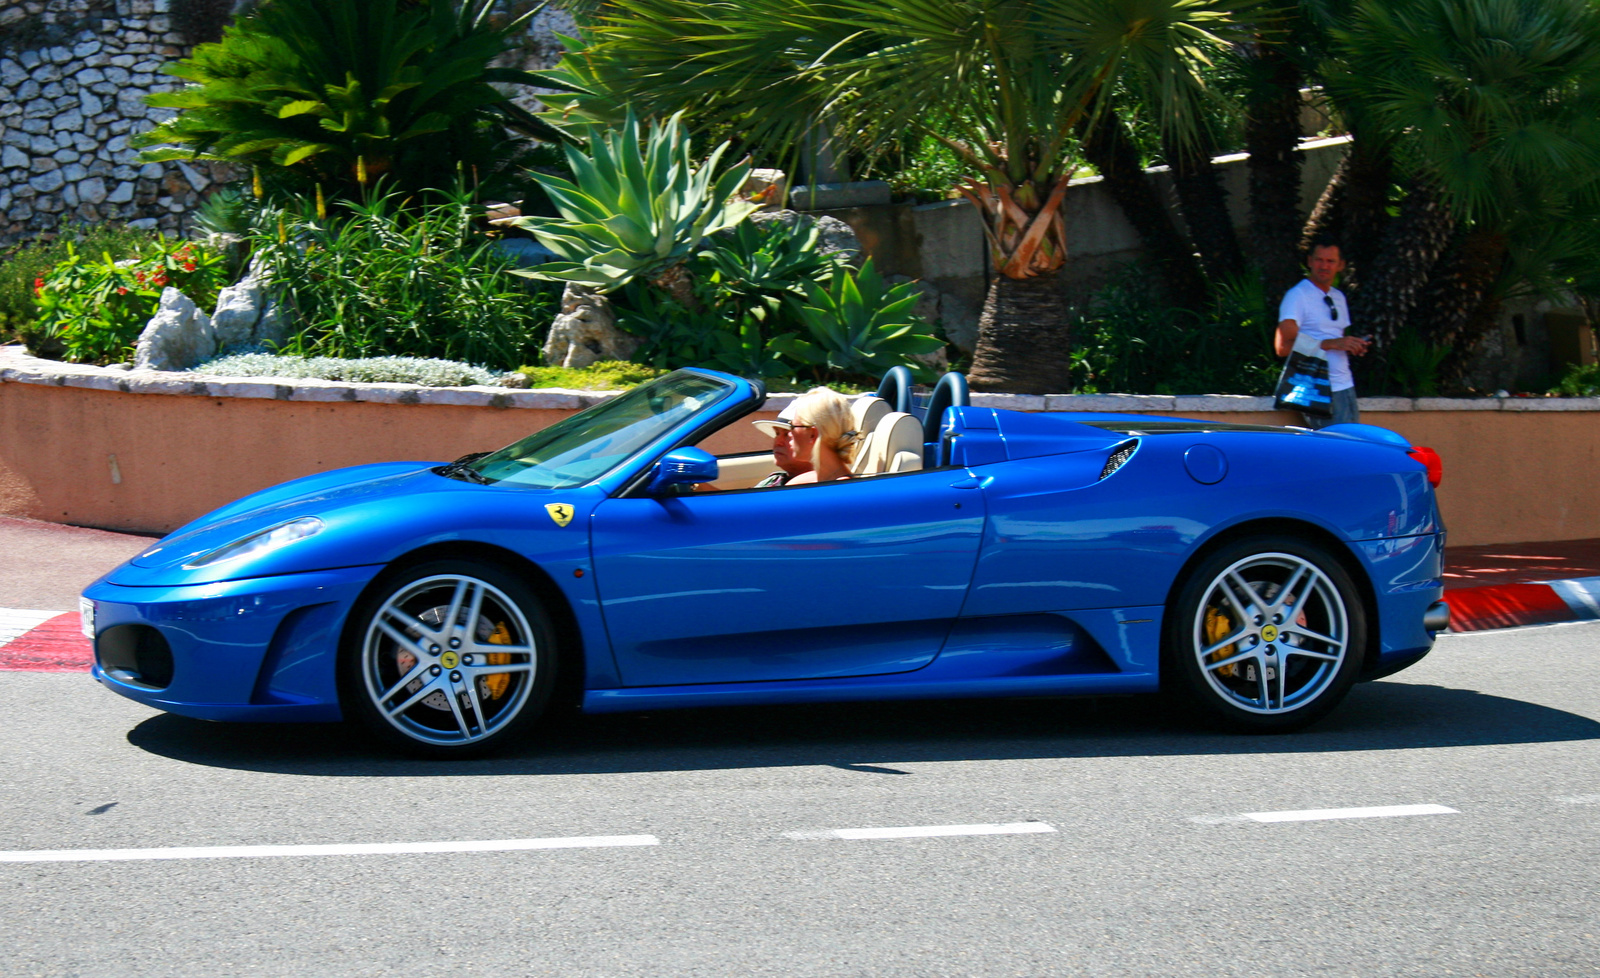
top-left (785, 822), bottom-right (1057, 841)
top-left (1241, 804), bottom-right (1459, 823)
top-left (0, 835), bottom-right (660, 864)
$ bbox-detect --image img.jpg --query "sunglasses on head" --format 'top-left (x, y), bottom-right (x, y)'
top-left (1323, 294), bottom-right (1339, 322)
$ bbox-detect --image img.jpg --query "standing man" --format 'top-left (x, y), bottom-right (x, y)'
top-left (1275, 237), bottom-right (1369, 428)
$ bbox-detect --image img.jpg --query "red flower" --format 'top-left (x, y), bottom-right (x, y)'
top-left (182, 262), bottom-right (196, 272)
top-left (33, 277), bottom-right (44, 294)
top-left (116, 287), bottom-right (128, 295)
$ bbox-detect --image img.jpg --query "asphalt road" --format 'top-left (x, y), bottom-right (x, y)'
top-left (3, 621), bottom-right (1598, 978)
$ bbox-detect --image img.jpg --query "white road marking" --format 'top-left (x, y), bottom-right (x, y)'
top-left (786, 822), bottom-right (1057, 841)
top-left (1242, 804), bottom-right (1458, 823)
top-left (0, 834), bottom-right (660, 864)
top-left (1554, 794), bottom-right (1600, 805)
top-left (0, 609), bottom-right (60, 647)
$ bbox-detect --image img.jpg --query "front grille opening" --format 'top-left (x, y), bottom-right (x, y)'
top-left (1099, 440), bottom-right (1138, 480)
top-left (96, 624), bottom-right (174, 690)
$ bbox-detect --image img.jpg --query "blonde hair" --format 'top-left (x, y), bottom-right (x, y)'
top-left (791, 387), bottom-right (863, 469)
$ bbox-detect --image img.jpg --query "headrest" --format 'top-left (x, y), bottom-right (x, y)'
top-left (862, 411), bottom-right (923, 474)
top-left (848, 395), bottom-right (891, 474)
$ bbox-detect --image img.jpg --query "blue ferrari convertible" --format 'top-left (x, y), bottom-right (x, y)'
top-left (83, 368), bottom-right (1449, 755)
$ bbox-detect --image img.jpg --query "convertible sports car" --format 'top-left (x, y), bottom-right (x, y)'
top-left (83, 367), bottom-right (1449, 756)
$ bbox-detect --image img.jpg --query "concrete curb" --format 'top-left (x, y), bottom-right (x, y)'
top-left (1445, 576), bottom-right (1600, 632)
top-left (8, 346), bottom-right (1600, 413)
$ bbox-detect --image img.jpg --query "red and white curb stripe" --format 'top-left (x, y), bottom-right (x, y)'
top-left (0, 609), bottom-right (93, 672)
top-left (1447, 576), bottom-right (1600, 631)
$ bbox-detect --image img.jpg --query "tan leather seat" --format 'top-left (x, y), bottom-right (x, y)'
top-left (859, 411), bottom-right (924, 475)
top-left (848, 396), bottom-right (891, 475)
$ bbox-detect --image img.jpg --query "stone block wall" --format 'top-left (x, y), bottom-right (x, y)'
top-left (0, 0), bottom-right (234, 246)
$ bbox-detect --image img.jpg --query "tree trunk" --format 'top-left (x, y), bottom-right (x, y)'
top-left (1244, 45), bottom-right (1306, 303)
top-left (1349, 178), bottom-right (1456, 352)
top-left (1164, 132), bottom-right (1245, 284)
top-left (967, 273), bottom-right (1075, 394)
top-left (1299, 135), bottom-right (1393, 293)
top-left (1076, 114), bottom-right (1207, 310)
top-left (1421, 229), bottom-right (1510, 385)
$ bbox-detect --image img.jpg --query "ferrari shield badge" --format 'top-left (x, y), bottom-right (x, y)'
top-left (545, 503), bottom-right (575, 527)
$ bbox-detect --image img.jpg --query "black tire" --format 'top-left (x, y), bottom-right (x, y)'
top-left (339, 559), bottom-right (557, 758)
top-left (1164, 535), bottom-right (1366, 732)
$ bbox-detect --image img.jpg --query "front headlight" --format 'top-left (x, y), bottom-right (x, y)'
top-left (183, 517), bottom-right (325, 570)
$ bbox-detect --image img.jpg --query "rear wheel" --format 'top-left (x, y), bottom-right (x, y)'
top-left (341, 560), bottom-right (556, 757)
top-left (1166, 536), bottom-right (1365, 732)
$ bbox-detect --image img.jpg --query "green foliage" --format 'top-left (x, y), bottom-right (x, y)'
top-left (1384, 329), bottom-right (1451, 397)
top-left (1328, 0), bottom-right (1600, 227)
top-left (772, 260), bottom-right (945, 381)
top-left (136, 0), bottom-right (555, 201)
top-left (508, 112), bottom-right (760, 292)
top-left (1069, 265), bottom-right (1279, 395)
top-left (612, 218), bottom-right (938, 383)
top-left (537, 0), bottom-right (1263, 208)
top-left (27, 239), bottom-right (227, 364)
top-left (513, 361), bottom-right (670, 390)
top-left (193, 352), bottom-right (501, 386)
top-left (1551, 361), bottom-right (1600, 397)
top-left (251, 188), bottom-right (554, 367)
top-left (0, 224), bottom-right (163, 341)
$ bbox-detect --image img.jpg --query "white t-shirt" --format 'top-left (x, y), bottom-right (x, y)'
top-left (1279, 278), bottom-right (1354, 392)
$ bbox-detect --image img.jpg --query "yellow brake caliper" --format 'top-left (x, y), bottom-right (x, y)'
top-left (482, 621), bottom-right (513, 699)
top-left (1204, 606), bottom-right (1237, 677)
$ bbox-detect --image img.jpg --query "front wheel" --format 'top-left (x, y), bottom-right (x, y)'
top-left (1165, 536), bottom-right (1366, 732)
top-left (340, 560), bottom-right (557, 757)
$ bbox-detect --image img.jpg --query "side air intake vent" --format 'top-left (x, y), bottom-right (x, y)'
top-left (1099, 440), bottom-right (1138, 480)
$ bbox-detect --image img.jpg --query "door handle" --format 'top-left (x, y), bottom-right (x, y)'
top-left (949, 475), bottom-right (993, 490)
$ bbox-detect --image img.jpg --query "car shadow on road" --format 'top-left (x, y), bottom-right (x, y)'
top-left (125, 679), bottom-right (1600, 777)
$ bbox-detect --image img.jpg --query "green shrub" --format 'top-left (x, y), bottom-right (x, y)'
top-left (193, 352), bottom-right (500, 386)
top-left (0, 224), bottom-right (165, 342)
top-left (137, 0), bottom-right (553, 202)
top-left (513, 361), bottom-right (669, 389)
top-left (251, 189), bottom-right (554, 368)
top-left (1551, 361), bottom-right (1600, 396)
top-left (772, 259), bottom-right (946, 382)
top-left (616, 218), bottom-right (856, 379)
top-left (27, 239), bottom-right (228, 364)
top-left (1070, 265), bottom-right (1279, 395)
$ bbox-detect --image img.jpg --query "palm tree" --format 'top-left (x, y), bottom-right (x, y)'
top-left (537, 0), bottom-right (1263, 393)
top-left (1320, 0), bottom-right (1600, 378)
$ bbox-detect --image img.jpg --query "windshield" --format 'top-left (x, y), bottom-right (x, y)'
top-left (462, 371), bottom-right (736, 489)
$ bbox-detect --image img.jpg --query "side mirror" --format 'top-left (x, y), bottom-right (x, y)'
top-left (647, 447), bottom-right (719, 494)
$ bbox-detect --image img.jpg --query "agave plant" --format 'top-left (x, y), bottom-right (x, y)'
top-left (507, 112), bottom-right (761, 302)
top-left (772, 259), bottom-right (945, 381)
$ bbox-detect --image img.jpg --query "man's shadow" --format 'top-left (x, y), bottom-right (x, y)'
top-left (125, 679), bottom-right (1600, 778)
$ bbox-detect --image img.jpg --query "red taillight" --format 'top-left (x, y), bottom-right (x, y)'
top-left (1408, 445), bottom-right (1442, 488)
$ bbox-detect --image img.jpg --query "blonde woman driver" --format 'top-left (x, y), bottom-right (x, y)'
top-left (785, 387), bottom-right (862, 484)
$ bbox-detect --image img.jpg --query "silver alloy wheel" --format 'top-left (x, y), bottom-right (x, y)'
top-left (359, 573), bottom-right (538, 747)
top-left (1190, 551), bottom-right (1349, 715)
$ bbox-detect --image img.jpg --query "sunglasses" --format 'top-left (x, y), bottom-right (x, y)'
top-left (788, 421), bottom-right (817, 431)
top-left (1323, 295), bottom-right (1339, 322)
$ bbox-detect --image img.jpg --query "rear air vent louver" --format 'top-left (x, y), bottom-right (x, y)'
top-left (1099, 440), bottom-right (1138, 480)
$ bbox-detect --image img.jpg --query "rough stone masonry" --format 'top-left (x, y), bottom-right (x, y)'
top-left (0, 0), bottom-right (245, 245)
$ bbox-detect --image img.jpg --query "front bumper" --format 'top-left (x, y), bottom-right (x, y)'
top-left (83, 565), bottom-right (381, 723)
